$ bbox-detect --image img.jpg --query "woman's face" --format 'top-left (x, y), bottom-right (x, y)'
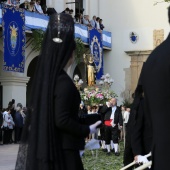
top-left (126, 108), bottom-right (131, 112)
top-left (87, 106), bottom-right (91, 110)
top-left (121, 106), bottom-right (125, 111)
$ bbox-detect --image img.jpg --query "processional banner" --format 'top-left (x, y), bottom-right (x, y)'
top-left (2, 5), bottom-right (25, 73)
top-left (89, 28), bottom-right (103, 80)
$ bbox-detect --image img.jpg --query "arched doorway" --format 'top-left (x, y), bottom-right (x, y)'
top-left (27, 57), bottom-right (38, 106)
top-left (75, 0), bottom-right (83, 14)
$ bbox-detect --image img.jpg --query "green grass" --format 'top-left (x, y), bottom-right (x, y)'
top-left (82, 141), bottom-right (124, 170)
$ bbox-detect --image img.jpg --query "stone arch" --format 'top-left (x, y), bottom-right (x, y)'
top-left (67, 59), bottom-right (86, 86)
top-left (124, 50), bottom-right (152, 98)
top-left (26, 56), bottom-right (38, 105)
top-left (25, 43), bottom-right (40, 76)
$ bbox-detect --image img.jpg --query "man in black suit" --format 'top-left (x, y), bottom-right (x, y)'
top-left (141, 6), bottom-right (170, 170)
top-left (99, 98), bottom-right (123, 156)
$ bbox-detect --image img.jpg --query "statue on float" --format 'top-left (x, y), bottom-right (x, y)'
top-left (83, 54), bottom-right (97, 86)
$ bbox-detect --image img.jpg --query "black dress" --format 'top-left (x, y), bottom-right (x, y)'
top-left (54, 70), bottom-right (90, 169)
top-left (142, 33), bottom-right (170, 170)
top-left (131, 97), bottom-right (152, 157)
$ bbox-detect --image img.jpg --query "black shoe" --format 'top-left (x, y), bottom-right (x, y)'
top-left (115, 152), bottom-right (120, 156)
top-left (102, 149), bottom-right (107, 152)
top-left (111, 148), bottom-right (115, 153)
top-left (106, 152), bottom-right (111, 156)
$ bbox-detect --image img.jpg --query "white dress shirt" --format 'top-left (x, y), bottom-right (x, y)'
top-left (96, 21), bottom-right (100, 29)
top-left (35, 3), bottom-right (44, 14)
top-left (124, 111), bottom-right (130, 123)
top-left (3, 112), bottom-right (12, 127)
top-left (110, 106), bottom-right (117, 127)
top-left (90, 20), bottom-right (96, 28)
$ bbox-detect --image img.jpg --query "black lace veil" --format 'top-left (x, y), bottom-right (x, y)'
top-left (15, 13), bottom-right (76, 170)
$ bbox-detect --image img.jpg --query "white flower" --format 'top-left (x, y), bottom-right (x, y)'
top-left (100, 75), bottom-right (105, 80)
top-left (74, 75), bottom-right (79, 81)
top-left (99, 80), bottom-right (104, 85)
top-left (109, 78), bottom-right (114, 83)
top-left (84, 96), bottom-right (88, 100)
top-left (104, 79), bottom-right (108, 83)
top-left (84, 88), bottom-right (88, 92)
top-left (105, 73), bottom-right (110, 78)
top-left (78, 79), bottom-right (83, 85)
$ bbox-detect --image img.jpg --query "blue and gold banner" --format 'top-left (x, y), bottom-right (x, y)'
top-left (2, 5), bottom-right (25, 73)
top-left (89, 29), bottom-right (103, 80)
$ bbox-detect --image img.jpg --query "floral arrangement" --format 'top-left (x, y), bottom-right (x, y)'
top-left (79, 73), bottom-right (117, 106)
top-left (80, 87), bottom-right (117, 106)
top-left (74, 74), bottom-right (84, 90)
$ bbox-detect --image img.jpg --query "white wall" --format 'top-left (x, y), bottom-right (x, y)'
top-left (85, 0), bottom-right (170, 104)
top-left (88, 0), bottom-right (99, 19)
top-left (2, 85), bottom-right (27, 108)
top-left (47, 0), bottom-right (75, 13)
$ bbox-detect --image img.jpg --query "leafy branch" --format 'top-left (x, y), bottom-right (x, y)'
top-left (75, 38), bottom-right (85, 64)
top-left (154, 0), bottom-right (170, 5)
top-left (32, 29), bottom-right (45, 51)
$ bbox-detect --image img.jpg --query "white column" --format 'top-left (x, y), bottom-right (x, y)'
top-left (83, 0), bottom-right (89, 16)
top-left (50, 0), bottom-right (65, 13)
top-left (0, 76), bottom-right (30, 108)
top-left (88, 0), bottom-right (99, 18)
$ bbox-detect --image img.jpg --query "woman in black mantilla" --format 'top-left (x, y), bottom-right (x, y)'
top-left (15, 13), bottom-right (100, 170)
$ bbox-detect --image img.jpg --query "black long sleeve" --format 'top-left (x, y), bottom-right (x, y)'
top-left (54, 73), bottom-right (90, 138)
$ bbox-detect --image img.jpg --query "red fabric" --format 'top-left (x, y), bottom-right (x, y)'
top-left (104, 119), bottom-right (113, 126)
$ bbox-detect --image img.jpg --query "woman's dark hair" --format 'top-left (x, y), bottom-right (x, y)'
top-left (12, 99), bottom-right (15, 104)
top-left (99, 19), bottom-right (102, 23)
top-left (96, 17), bottom-right (100, 21)
top-left (15, 13), bottom-right (76, 170)
top-left (168, 6), bottom-right (170, 23)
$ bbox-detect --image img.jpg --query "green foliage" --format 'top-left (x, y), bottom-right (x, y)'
top-left (75, 38), bottom-right (85, 64)
top-left (82, 141), bottom-right (124, 170)
top-left (122, 99), bottom-right (132, 108)
top-left (164, 0), bottom-right (170, 2)
top-left (32, 29), bottom-right (45, 51)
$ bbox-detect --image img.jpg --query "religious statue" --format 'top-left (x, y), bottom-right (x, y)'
top-left (83, 54), bottom-right (97, 86)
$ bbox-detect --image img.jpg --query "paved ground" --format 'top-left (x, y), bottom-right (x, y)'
top-left (0, 144), bottom-right (19, 170)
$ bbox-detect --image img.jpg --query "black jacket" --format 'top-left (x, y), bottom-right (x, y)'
top-left (54, 70), bottom-right (89, 150)
top-left (0, 113), bottom-right (3, 127)
top-left (99, 105), bottom-right (123, 126)
top-left (142, 33), bottom-right (170, 170)
top-left (131, 97), bottom-right (152, 156)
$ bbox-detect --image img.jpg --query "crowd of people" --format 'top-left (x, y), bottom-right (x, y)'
top-left (2, 0), bottom-right (45, 14)
top-left (0, 99), bottom-right (26, 145)
top-left (74, 13), bottom-right (105, 30)
top-left (1, 1), bottom-right (106, 30)
top-left (78, 98), bottom-right (131, 156)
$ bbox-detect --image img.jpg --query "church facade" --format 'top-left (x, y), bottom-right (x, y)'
top-left (0, 0), bottom-right (169, 108)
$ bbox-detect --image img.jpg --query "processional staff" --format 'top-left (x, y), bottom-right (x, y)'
top-left (120, 152), bottom-right (152, 170)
